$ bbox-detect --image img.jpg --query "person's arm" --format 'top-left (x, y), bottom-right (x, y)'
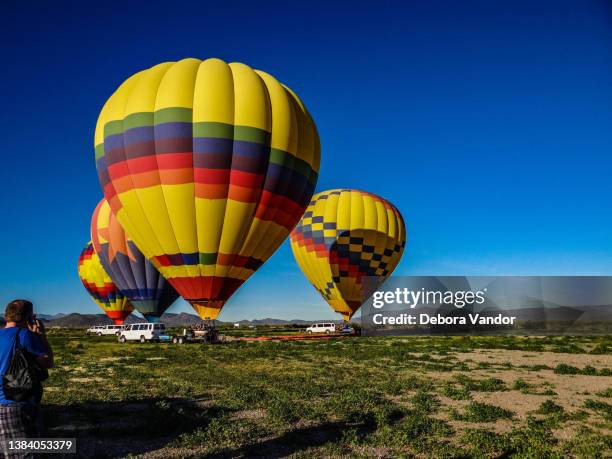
top-left (26, 321), bottom-right (54, 369)
top-left (34, 334), bottom-right (53, 369)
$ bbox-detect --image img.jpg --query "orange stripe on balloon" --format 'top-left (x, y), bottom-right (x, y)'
top-left (195, 183), bottom-right (230, 199)
top-left (228, 185), bottom-right (260, 203)
top-left (158, 168), bottom-right (195, 185)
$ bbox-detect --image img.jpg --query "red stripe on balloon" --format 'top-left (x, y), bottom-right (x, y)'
top-left (168, 276), bottom-right (245, 302)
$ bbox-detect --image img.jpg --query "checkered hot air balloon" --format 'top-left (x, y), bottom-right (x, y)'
top-left (94, 58), bottom-right (320, 320)
top-left (77, 242), bottom-right (134, 324)
top-left (91, 199), bottom-right (179, 322)
top-left (290, 189), bottom-right (406, 321)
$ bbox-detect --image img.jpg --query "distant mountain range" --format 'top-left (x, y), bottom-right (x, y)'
top-left (12, 304), bottom-right (610, 330)
top-left (3, 313), bottom-right (348, 328)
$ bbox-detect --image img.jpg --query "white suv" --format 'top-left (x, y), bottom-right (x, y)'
top-left (101, 325), bottom-right (124, 336)
top-left (86, 325), bottom-right (105, 335)
top-left (88, 325), bottom-right (124, 336)
top-left (118, 323), bottom-right (166, 343)
top-left (305, 323), bottom-right (337, 334)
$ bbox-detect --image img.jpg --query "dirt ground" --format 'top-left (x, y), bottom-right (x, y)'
top-left (426, 349), bottom-right (612, 437)
top-left (43, 333), bottom-right (611, 458)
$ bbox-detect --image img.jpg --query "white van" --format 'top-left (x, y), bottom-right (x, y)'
top-left (305, 323), bottom-right (337, 334)
top-left (118, 323), bottom-right (166, 343)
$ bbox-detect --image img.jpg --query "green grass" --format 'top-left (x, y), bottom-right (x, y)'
top-left (561, 425), bottom-right (612, 458)
top-left (584, 399), bottom-right (612, 422)
top-left (38, 330), bottom-right (611, 457)
top-left (537, 399), bottom-right (565, 415)
top-left (595, 388), bottom-right (612, 398)
top-left (410, 390), bottom-right (440, 414)
top-left (459, 429), bottom-right (511, 457)
top-left (451, 401), bottom-right (514, 422)
top-left (554, 363), bottom-right (612, 376)
top-left (441, 382), bottom-right (472, 400)
top-left (454, 374), bottom-right (507, 392)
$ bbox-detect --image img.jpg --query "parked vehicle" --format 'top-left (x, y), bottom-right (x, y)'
top-left (118, 323), bottom-right (166, 343)
top-left (172, 322), bottom-right (220, 344)
top-left (99, 325), bottom-right (125, 336)
top-left (86, 325), bottom-right (105, 335)
top-left (87, 325), bottom-right (125, 336)
top-left (305, 323), bottom-right (337, 334)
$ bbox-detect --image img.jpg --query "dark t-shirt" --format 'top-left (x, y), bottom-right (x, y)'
top-left (0, 327), bottom-right (47, 405)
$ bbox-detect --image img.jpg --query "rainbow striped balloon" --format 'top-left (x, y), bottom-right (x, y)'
top-left (291, 189), bottom-right (406, 321)
top-left (77, 242), bottom-right (134, 324)
top-left (94, 58), bottom-right (320, 319)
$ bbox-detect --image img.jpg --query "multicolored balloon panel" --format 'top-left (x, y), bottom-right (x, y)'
top-left (94, 58), bottom-right (320, 319)
top-left (91, 199), bottom-right (179, 322)
top-left (77, 242), bottom-right (134, 324)
top-left (290, 189), bottom-right (406, 320)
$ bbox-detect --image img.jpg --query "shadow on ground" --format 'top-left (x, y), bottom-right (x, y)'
top-left (41, 399), bottom-right (377, 458)
top-left (206, 421), bottom-right (377, 459)
top-left (41, 398), bottom-right (223, 457)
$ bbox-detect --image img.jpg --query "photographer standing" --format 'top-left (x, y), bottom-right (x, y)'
top-left (0, 300), bottom-right (53, 451)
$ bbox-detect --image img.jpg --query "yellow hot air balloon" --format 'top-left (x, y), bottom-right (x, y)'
top-left (94, 58), bottom-right (320, 320)
top-left (77, 242), bottom-right (134, 324)
top-left (290, 189), bottom-right (406, 321)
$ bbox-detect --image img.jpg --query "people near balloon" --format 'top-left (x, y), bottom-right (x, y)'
top-left (290, 189), bottom-right (406, 321)
top-left (91, 199), bottom-right (179, 322)
top-left (94, 57), bottom-right (320, 320)
top-left (77, 242), bottom-right (134, 324)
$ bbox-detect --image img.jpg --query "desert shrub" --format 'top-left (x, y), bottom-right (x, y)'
top-left (589, 343), bottom-right (611, 355)
top-left (537, 400), bottom-right (564, 415)
top-left (513, 378), bottom-right (531, 392)
top-left (452, 402), bottom-right (514, 422)
top-left (561, 425), bottom-right (612, 458)
top-left (410, 390), bottom-right (440, 414)
top-left (554, 364), bottom-right (609, 376)
top-left (584, 399), bottom-right (612, 421)
top-left (596, 388), bottom-right (612, 398)
top-left (455, 374), bottom-right (507, 392)
top-left (506, 417), bottom-right (558, 457)
top-left (553, 363), bottom-right (581, 374)
top-left (441, 383), bottom-right (472, 400)
top-left (460, 429), bottom-right (511, 457)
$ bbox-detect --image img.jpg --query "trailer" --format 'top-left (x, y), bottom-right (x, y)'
top-left (171, 322), bottom-right (222, 344)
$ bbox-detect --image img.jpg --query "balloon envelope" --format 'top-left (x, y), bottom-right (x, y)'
top-left (94, 58), bottom-right (320, 319)
top-left (290, 189), bottom-right (406, 320)
top-left (91, 199), bottom-right (179, 322)
top-left (77, 242), bottom-right (134, 324)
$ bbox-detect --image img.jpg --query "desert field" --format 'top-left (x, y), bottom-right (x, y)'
top-left (40, 330), bottom-right (611, 458)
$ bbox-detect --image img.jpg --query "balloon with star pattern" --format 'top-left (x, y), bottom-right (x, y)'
top-left (91, 199), bottom-right (179, 322)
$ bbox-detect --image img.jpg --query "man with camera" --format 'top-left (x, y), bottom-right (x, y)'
top-left (0, 300), bottom-right (54, 452)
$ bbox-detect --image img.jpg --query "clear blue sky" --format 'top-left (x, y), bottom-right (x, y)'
top-left (1, 0), bottom-right (611, 320)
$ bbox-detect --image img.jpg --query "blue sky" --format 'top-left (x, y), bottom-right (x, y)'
top-left (1, 0), bottom-right (611, 320)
